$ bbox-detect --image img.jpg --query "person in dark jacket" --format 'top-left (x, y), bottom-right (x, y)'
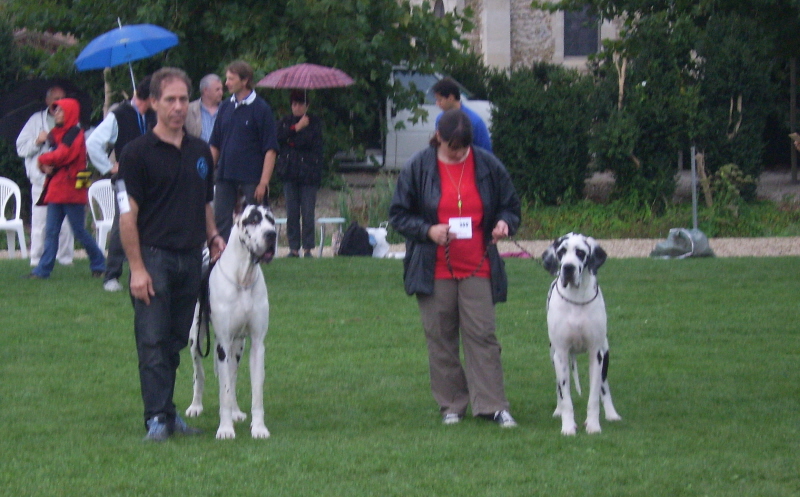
top-left (276, 90), bottom-right (323, 257)
top-left (26, 98), bottom-right (106, 279)
top-left (389, 109), bottom-right (521, 427)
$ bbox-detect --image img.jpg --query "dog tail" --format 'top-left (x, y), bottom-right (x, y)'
top-left (571, 354), bottom-right (582, 396)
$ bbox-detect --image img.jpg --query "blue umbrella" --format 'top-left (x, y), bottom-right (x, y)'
top-left (75, 20), bottom-right (178, 93)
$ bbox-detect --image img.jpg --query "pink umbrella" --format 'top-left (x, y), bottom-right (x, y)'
top-left (256, 63), bottom-right (354, 90)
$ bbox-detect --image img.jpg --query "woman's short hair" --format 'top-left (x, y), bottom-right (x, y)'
top-left (430, 109), bottom-right (473, 149)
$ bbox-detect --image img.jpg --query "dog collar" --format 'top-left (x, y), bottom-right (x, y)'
top-left (547, 279), bottom-right (600, 309)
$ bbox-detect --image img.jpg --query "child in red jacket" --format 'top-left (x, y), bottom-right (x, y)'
top-left (26, 98), bottom-right (106, 279)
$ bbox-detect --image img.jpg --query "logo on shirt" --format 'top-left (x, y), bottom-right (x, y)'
top-left (196, 157), bottom-right (209, 180)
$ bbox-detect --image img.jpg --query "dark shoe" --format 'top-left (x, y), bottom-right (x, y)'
top-left (22, 273), bottom-right (45, 280)
top-left (172, 414), bottom-right (202, 436)
top-left (91, 271), bottom-right (104, 278)
top-left (287, 251), bottom-right (300, 258)
top-left (144, 416), bottom-right (171, 442)
top-left (303, 250), bottom-right (313, 258)
top-left (479, 410), bottom-right (518, 428)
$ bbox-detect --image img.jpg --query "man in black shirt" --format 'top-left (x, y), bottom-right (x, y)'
top-left (118, 67), bottom-right (226, 442)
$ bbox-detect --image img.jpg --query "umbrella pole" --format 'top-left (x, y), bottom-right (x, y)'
top-left (116, 18), bottom-right (137, 96)
top-left (128, 62), bottom-right (137, 97)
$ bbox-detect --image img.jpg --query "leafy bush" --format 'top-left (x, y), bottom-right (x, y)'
top-left (589, 13), bottom-right (699, 211)
top-left (491, 64), bottom-right (596, 205)
top-left (695, 14), bottom-right (775, 198)
top-left (517, 197), bottom-right (800, 240)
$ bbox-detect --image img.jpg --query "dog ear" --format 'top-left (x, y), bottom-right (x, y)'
top-left (541, 241), bottom-right (560, 276)
top-left (261, 195), bottom-right (271, 208)
top-left (235, 195), bottom-right (249, 216)
top-left (586, 237), bottom-right (607, 274)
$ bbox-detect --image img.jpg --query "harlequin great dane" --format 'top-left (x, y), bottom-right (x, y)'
top-left (185, 202), bottom-right (277, 439)
top-left (542, 233), bottom-right (621, 435)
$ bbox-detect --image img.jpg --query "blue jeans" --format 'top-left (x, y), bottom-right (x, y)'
top-left (132, 246), bottom-right (202, 426)
top-left (32, 203), bottom-right (105, 278)
top-left (283, 181), bottom-right (318, 251)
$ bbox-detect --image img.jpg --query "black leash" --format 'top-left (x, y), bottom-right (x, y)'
top-left (444, 240), bottom-right (487, 280)
top-left (195, 259), bottom-right (216, 358)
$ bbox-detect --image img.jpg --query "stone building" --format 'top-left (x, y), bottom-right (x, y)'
top-left (413, 0), bottom-right (619, 70)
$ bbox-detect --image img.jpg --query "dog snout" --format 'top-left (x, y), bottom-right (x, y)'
top-left (562, 264), bottom-right (576, 278)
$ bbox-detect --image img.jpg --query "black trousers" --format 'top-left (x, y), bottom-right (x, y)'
top-left (132, 246), bottom-right (202, 427)
top-left (284, 181), bottom-right (318, 251)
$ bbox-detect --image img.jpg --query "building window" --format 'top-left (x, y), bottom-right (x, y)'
top-left (564, 7), bottom-right (599, 56)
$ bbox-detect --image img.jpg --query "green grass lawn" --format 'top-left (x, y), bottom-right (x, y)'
top-left (0, 256), bottom-right (798, 496)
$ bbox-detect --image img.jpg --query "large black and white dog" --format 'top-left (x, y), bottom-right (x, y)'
top-left (185, 202), bottom-right (277, 439)
top-left (542, 233), bottom-right (621, 435)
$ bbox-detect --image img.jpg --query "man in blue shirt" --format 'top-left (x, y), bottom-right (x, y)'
top-left (209, 60), bottom-right (279, 241)
top-left (186, 74), bottom-right (222, 143)
top-left (432, 77), bottom-right (492, 153)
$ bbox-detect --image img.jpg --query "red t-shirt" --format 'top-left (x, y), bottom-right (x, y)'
top-left (435, 149), bottom-right (490, 280)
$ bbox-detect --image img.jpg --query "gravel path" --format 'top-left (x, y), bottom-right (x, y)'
top-left (5, 236), bottom-right (796, 261)
top-left (5, 170), bottom-right (799, 260)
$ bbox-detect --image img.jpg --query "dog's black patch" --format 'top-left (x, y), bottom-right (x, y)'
top-left (557, 384), bottom-right (563, 399)
top-left (236, 353), bottom-right (242, 364)
top-left (601, 350), bottom-right (610, 382)
top-left (217, 344), bottom-right (227, 361)
top-left (597, 351), bottom-right (603, 364)
top-left (242, 208), bottom-right (263, 226)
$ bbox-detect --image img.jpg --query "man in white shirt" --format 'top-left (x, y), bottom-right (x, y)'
top-left (185, 74), bottom-right (222, 142)
top-left (16, 86), bottom-right (74, 267)
top-left (86, 76), bottom-right (155, 292)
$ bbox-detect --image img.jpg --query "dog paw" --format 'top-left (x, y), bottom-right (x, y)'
top-left (561, 424), bottom-right (577, 436)
top-left (552, 408), bottom-right (562, 418)
top-left (185, 404), bottom-right (204, 417)
top-left (232, 409), bottom-right (248, 422)
top-left (251, 424), bottom-right (270, 439)
top-left (216, 425), bottom-right (236, 439)
top-left (605, 412), bottom-right (622, 422)
top-left (585, 421), bottom-right (602, 434)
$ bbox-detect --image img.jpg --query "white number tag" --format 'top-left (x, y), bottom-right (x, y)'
top-left (116, 179), bottom-right (131, 214)
top-left (448, 217), bottom-right (472, 239)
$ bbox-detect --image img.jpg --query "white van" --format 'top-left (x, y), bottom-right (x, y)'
top-left (336, 70), bottom-right (493, 171)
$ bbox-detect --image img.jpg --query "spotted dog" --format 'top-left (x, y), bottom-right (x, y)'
top-left (185, 201), bottom-right (277, 439)
top-left (542, 233), bottom-right (621, 435)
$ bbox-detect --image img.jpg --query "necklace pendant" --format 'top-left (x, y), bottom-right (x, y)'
top-left (457, 199), bottom-right (462, 213)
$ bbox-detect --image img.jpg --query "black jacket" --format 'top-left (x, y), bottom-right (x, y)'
top-left (276, 113), bottom-right (323, 186)
top-left (389, 146), bottom-right (521, 303)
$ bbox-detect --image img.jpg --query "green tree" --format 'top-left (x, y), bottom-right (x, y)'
top-left (3, 0), bottom-right (475, 171)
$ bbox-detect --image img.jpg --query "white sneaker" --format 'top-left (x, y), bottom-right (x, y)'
top-left (103, 278), bottom-right (122, 292)
top-left (492, 410), bottom-right (518, 428)
top-left (442, 413), bottom-right (462, 425)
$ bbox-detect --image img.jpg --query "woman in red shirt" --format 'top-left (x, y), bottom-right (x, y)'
top-left (27, 98), bottom-right (106, 279)
top-left (390, 109), bottom-right (521, 427)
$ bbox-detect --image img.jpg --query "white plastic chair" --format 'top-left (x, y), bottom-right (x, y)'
top-left (87, 179), bottom-right (115, 251)
top-left (0, 176), bottom-right (28, 258)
